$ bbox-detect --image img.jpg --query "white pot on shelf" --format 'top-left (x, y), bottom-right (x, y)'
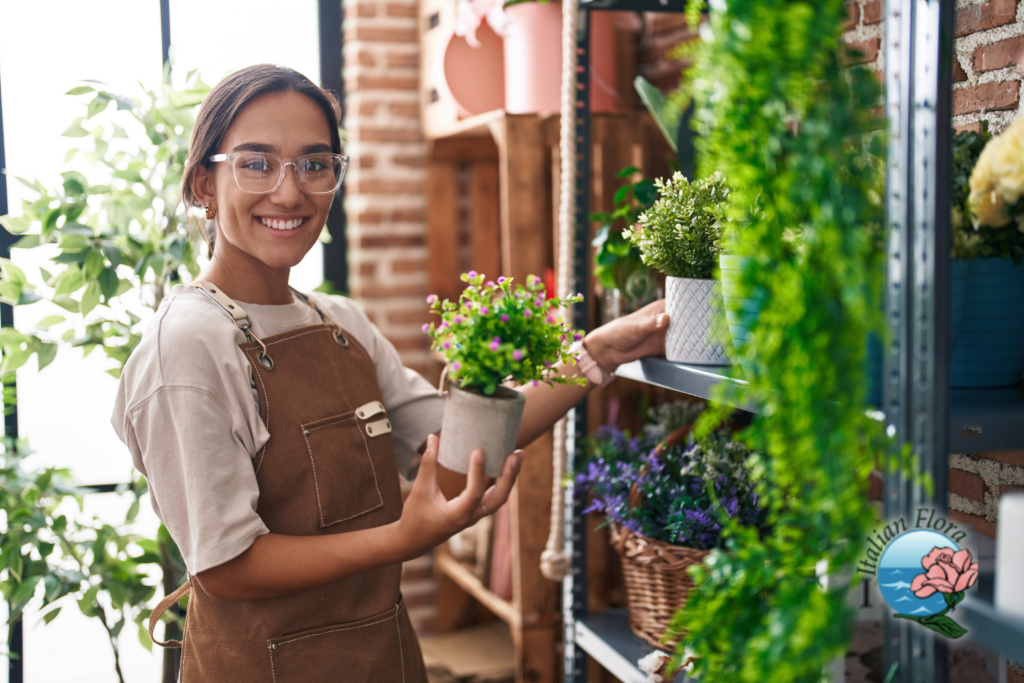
top-left (664, 276), bottom-right (729, 365)
top-left (438, 384), bottom-right (525, 477)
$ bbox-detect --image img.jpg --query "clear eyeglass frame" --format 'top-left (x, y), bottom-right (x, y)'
top-left (207, 152), bottom-right (350, 195)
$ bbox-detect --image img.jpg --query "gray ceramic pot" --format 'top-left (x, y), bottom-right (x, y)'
top-left (438, 384), bottom-right (526, 477)
top-left (665, 275), bottom-right (729, 365)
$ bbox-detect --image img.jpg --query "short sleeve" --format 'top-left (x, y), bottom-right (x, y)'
top-left (125, 386), bottom-right (269, 574)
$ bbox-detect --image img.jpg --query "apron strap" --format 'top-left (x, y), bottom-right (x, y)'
top-left (192, 282), bottom-right (276, 370)
top-left (290, 288), bottom-right (349, 348)
top-left (148, 580), bottom-right (192, 648)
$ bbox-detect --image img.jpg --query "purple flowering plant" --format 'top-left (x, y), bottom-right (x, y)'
top-left (424, 272), bottom-right (585, 396)
top-left (576, 426), bottom-right (769, 550)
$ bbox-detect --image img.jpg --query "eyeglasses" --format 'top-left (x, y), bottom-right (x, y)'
top-left (208, 152), bottom-right (349, 195)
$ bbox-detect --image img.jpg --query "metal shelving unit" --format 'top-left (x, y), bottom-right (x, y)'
top-left (562, 0), bottom-right (1024, 681)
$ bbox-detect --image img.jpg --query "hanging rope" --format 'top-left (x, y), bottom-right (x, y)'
top-left (539, 0), bottom-right (580, 583)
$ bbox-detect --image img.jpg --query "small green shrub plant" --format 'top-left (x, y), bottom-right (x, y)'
top-left (665, 1), bottom-right (891, 681)
top-left (424, 272), bottom-right (585, 396)
top-left (590, 167), bottom-right (658, 307)
top-left (622, 171), bottom-right (730, 279)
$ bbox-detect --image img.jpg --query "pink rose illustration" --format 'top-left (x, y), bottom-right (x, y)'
top-left (909, 547), bottom-right (978, 598)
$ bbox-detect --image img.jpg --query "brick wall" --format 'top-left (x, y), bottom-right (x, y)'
top-left (342, 0), bottom-right (433, 379)
top-left (341, 0), bottom-right (437, 634)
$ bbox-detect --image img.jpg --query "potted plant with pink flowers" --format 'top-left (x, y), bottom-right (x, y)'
top-left (424, 271), bottom-right (584, 476)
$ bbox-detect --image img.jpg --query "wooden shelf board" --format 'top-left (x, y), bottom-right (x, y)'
top-left (429, 109), bottom-right (508, 140)
top-left (435, 549), bottom-right (518, 627)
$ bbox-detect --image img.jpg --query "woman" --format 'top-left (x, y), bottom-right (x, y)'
top-left (113, 64), bottom-right (668, 682)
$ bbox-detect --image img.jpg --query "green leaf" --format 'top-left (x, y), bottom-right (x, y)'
top-left (78, 584), bottom-right (100, 616)
top-left (917, 614), bottom-right (968, 639)
top-left (126, 498), bottom-right (140, 523)
top-left (12, 235), bottom-right (41, 249)
top-left (41, 605), bottom-right (62, 625)
top-left (36, 315), bottom-right (66, 329)
top-left (616, 166), bottom-right (641, 179)
top-left (17, 291), bottom-right (41, 305)
top-left (53, 268), bottom-right (84, 296)
top-left (613, 185), bottom-right (632, 206)
top-left (633, 179), bottom-right (657, 207)
top-left (53, 296), bottom-right (80, 314)
top-left (0, 215), bottom-right (33, 234)
top-left (66, 86), bottom-right (95, 95)
top-left (138, 623), bottom-right (153, 652)
top-left (80, 281), bottom-right (101, 316)
top-left (37, 343), bottom-right (57, 371)
top-left (98, 267), bottom-right (119, 300)
top-left (83, 250), bottom-right (104, 280)
top-left (61, 118), bottom-right (90, 138)
top-left (64, 148), bottom-right (79, 164)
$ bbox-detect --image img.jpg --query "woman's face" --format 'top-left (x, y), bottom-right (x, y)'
top-left (200, 90), bottom-right (335, 271)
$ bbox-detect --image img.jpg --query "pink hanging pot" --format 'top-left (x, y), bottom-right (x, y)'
top-left (501, 1), bottom-right (620, 114)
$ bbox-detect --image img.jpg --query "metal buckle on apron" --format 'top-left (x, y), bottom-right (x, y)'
top-left (193, 282), bottom-right (275, 370)
top-left (303, 296), bottom-right (349, 348)
top-left (365, 418), bottom-right (392, 438)
top-left (355, 401), bottom-right (385, 420)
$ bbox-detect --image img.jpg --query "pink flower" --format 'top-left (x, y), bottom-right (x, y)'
top-left (454, 315), bottom-right (464, 323)
top-left (535, 299), bottom-right (544, 308)
top-left (452, 361), bottom-right (461, 371)
top-left (486, 281), bottom-right (496, 287)
top-left (481, 306), bottom-right (489, 315)
top-left (443, 341), bottom-right (451, 349)
top-left (523, 309), bottom-right (532, 318)
top-left (501, 314), bottom-right (509, 322)
top-left (497, 276), bottom-right (506, 283)
top-left (422, 324), bottom-right (430, 332)
top-left (909, 547), bottom-right (979, 598)
top-left (490, 336), bottom-right (501, 351)
top-left (573, 332), bottom-right (583, 341)
top-left (426, 294), bottom-right (437, 304)
top-left (513, 349), bottom-right (523, 360)
top-left (468, 270), bottom-right (478, 279)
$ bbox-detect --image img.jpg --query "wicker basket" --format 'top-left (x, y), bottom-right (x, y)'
top-left (609, 523), bottom-right (710, 651)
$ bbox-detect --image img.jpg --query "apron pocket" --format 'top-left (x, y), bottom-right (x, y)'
top-left (268, 604), bottom-right (408, 683)
top-left (301, 412), bottom-right (384, 528)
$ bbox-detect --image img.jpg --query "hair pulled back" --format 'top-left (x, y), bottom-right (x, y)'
top-left (181, 64), bottom-right (342, 254)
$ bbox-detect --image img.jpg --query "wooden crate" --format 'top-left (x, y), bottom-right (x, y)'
top-left (426, 109), bottom-right (675, 683)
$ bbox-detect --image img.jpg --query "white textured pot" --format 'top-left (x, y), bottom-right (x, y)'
top-left (438, 384), bottom-right (526, 477)
top-left (664, 276), bottom-right (729, 365)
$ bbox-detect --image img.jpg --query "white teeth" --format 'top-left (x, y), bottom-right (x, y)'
top-left (257, 217), bottom-right (305, 231)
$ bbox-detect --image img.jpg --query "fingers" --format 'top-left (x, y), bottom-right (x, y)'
top-left (414, 434), bottom-right (440, 490)
top-left (475, 450), bottom-right (523, 520)
top-left (449, 449), bottom-right (488, 521)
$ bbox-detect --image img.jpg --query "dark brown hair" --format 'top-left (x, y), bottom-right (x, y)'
top-left (180, 64), bottom-right (342, 253)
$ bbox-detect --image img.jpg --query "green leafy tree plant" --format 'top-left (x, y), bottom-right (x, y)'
top-left (623, 171), bottom-right (729, 279)
top-left (590, 167), bottom-right (658, 316)
top-left (665, 2), bottom-right (890, 682)
top-left (0, 72), bottom-right (209, 680)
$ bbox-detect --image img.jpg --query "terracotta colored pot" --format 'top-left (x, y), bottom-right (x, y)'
top-left (434, 21), bottom-right (506, 117)
top-left (502, 2), bottom-right (619, 113)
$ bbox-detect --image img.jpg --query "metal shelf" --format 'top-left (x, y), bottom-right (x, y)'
top-left (614, 357), bottom-right (757, 413)
top-left (949, 384), bottom-right (1024, 452)
top-left (958, 596), bottom-right (1024, 661)
top-left (575, 610), bottom-right (694, 683)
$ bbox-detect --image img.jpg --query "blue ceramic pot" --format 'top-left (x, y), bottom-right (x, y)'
top-left (951, 259), bottom-right (971, 344)
top-left (950, 257), bottom-right (1024, 388)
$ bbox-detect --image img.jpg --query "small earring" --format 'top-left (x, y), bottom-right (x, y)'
top-left (205, 202), bottom-right (217, 220)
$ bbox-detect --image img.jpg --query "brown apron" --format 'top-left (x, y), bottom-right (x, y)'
top-left (148, 282), bottom-right (427, 683)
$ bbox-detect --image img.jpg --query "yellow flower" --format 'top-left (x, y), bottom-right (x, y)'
top-left (990, 117), bottom-right (1024, 204)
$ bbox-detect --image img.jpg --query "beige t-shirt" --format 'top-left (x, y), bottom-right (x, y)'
top-left (111, 284), bottom-right (443, 574)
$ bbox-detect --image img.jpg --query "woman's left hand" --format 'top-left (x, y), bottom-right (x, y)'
top-left (582, 299), bottom-right (668, 370)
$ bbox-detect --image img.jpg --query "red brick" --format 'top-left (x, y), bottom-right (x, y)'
top-left (974, 35), bottom-right (1024, 73)
top-left (392, 154), bottom-right (426, 168)
top-left (358, 262), bottom-right (376, 277)
top-left (387, 308), bottom-right (430, 324)
top-left (845, 2), bottom-right (861, 31)
top-left (999, 484), bottom-right (1024, 498)
top-left (386, 2), bottom-right (418, 17)
top-left (953, 58), bottom-right (969, 83)
top-left (984, 450), bottom-right (1024, 467)
top-left (353, 209), bottom-right (384, 224)
top-left (349, 178), bottom-right (425, 194)
top-left (356, 100), bottom-right (380, 116)
top-left (949, 508), bottom-right (997, 539)
top-left (846, 38), bottom-right (881, 64)
top-left (353, 154), bottom-right (377, 169)
top-left (392, 208), bottom-right (426, 223)
top-left (353, 1), bottom-right (376, 17)
top-left (863, 0), bottom-right (883, 25)
top-left (356, 50), bottom-right (376, 67)
top-left (950, 469), bottom-right (988, 502)
top-left (956, 122), bottom-right (983, 133)
top-left (346, 75), bottom-right (419, 92)
top-left (388, 101), bottom-right (421, 117)
top-left (344, 26), bottom-right (418, 43)
top-left (387, 336), bottom-right (431, 350)
top-left (392, 258), bottom-right (427, 273)
top-left (386, 52), bottom-right (419, 69)
top-left (350, 126), bottom-right (423, 143)
top-left (953, 80), bottom-right (1020, 114)
top-left (358, 234), bottom-right (426, 249)
top-left (956, 0), bottom-right (1018, 38)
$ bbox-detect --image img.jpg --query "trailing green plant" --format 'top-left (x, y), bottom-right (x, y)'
top-left (590, 167), bottom-right (658, 305)
top-left (424, 271), bottom-right (585, 396)
top-left (0, 73), bottom-right (208, 679)
top-left (623, 172), bottom-right (729, 279)
top-left (952, 122), bottom-right (992, 260)
top-left (963, 116), bottom-right (1024, 263)
top-left (665, 2), bottom-right (890, 682)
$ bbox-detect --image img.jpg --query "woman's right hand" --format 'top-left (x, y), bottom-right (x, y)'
top-left (395, 433), bottom-right (522, 560)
